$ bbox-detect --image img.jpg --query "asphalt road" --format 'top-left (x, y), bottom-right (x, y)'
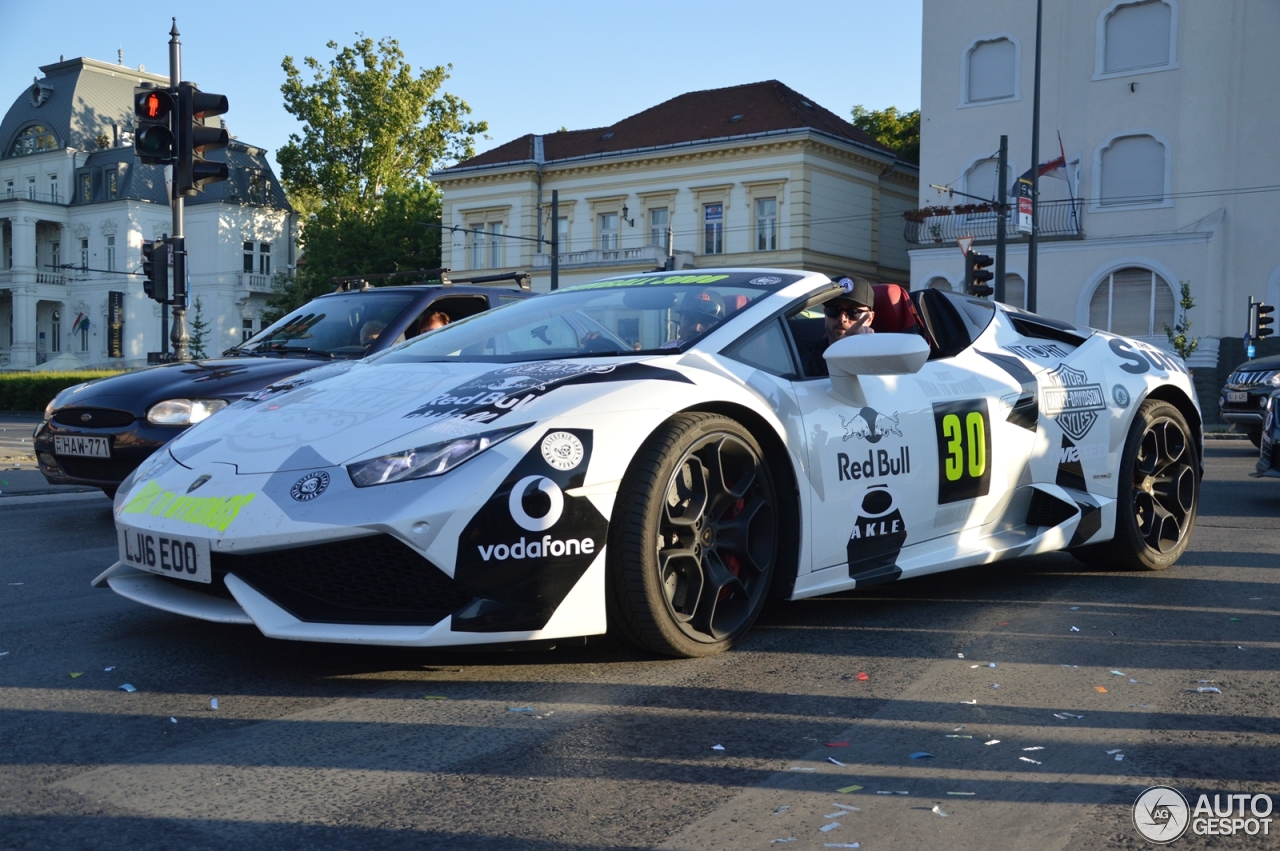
top-left (0, 441), bottom-right (1276, 851)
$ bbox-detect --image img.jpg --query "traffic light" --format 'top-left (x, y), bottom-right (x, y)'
top-left (965, 250), bottom-right (995, 298)
top-left (142, 239), bottom-right (169, 304)
top-left (1258, 303), bottom-right (1275, 340)
top-left (133, 85), bottom-right (175, 164)
top-left (175, 82), bottom-right (229, 196)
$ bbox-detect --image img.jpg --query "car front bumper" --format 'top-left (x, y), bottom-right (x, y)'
top-left (34, 416), bottom-right (183, 490)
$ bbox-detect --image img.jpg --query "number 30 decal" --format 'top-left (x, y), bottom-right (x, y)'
top-left (933, 400), bottom-right (992, 504)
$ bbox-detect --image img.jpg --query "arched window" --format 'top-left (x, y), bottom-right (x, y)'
top-left (965, 37), bottom-right (1018, 104)
top-left (1099, 134), bottom-right (1166, 206)
top-left (1088, 267), bottom-right (1175, 336)
top-left (1000, 274), bottom-right (1026, 309)
top-left (1100, 1), bottom-right (1175, 76)
top-left (7, 124), bottom-right (58, 158)
top-left (927, 277), bottom-right (953, 291)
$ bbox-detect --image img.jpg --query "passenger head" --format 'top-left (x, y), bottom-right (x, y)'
top-left (418, 311), bottom-right (450, 334)
top-left (675, 289), bottom-right (726, 340)
top-left (359, 319), bottom-right (387, 346)
top-left (824, 276), bottom-right (875, 342)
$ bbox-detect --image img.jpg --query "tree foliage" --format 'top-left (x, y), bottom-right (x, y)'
top-left (850, 104), bottom-right (920, 165)
top-left (270, 36), bottom-right (486, 315)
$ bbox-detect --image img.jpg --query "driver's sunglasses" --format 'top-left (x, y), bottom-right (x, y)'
top-left (824, 305), bottom-right (872, 320)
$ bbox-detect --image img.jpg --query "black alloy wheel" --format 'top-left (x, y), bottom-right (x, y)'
top-left (608, 413), bottom-right (779, 657)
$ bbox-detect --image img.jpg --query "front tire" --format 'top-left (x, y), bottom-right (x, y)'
top-left (1101, 400), bottom-right (1199, 571)
top-left (607, 413), bottom-right (779, 657)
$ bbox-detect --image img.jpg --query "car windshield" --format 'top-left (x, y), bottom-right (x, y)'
top-left (232, 292), bottom-right (417, 357)
top-left (376, 272), bottom-right (798, 364)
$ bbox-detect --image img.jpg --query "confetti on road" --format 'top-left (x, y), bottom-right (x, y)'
top-left (118, 684), bottom-right (136, 693)
top-left (997, 622), bottom-right (1010, 626)
top-left (1189, 687), bottom-right (1221, 694)
top-left (991, 683), bottom-right (1000, 689)
top-left (770, 838), bottom-right (796, 844)
top-left (931, 805), bottom-right (949, 817)
top-left (836, 785), bottom-right (864, 793)
top-left (771, 806), bottom-right (790, 816)
top-left (1023, 746), bottom-right (1045, 751)
top-left (875, 791), bottom-right (909, 795)
top-left (422, 695), bottom-right (448, 700)
top-left (509, 707), bottom-right (535, 713)
top-left (984, 739), bottom-right (1000, 746)
top-left (947, 792), bottom-right (976, 796)
top-left (169, 717), bottom-right (178, 724)
top-left (103, 666), bottom-right (115, 672)
top-left (1115, 754), bottom-right (1125, 761)
top-left (1095, 686), bottom-right (1108, 693)
top-left (826, 742), bottom-right (850, 747)
top-left (1069, 606), bottom-right (1080, 610)
top-left (1061, 664), bottom-right (1079, 668)
top-left (828, 757), bottom-right (846, 766)
top-left (830, 803), bottom-right (861, 811)
top-left (988, 662), bottom-right (997, 668)
top-left (1106, 749), bottom-right (1123, 754)
top-left (790, 767), bottom-right (816, 772)
top-left (820, 822), bottom-right (841, 832)
top-left (823, 844), bottom-right (860, 849)
top-left (210, 699), bottom-right (218, 710)
top-left (0, 652), bottom-right (8, 657)
top-left (1054, 712), bottom-right (1084, 719)
top-left (1110, 670), bottom-right (1125, 676)
top-left (70, 673), bottom-right (82, 679)
top-left (970, 664), bottom-right (980, 668)
top-left (1019, 757), bottom-right (1042, 765)
top-left (961, 700), bottom-right (978, 705)
top-left (1070, 626), bottom-right (1080, 632)
top-left (957, 653), bottom-right (964, 658)
top-left (946, 735), bottom-right (973, 739)
top-left (711, 744), bottom-right (726, 751)
top-left (856, 672), bottom-right (869, 681)
top-left (824, 811), bottom-right (848, 819)
top-left (910, 752), bottom-right (934, 759)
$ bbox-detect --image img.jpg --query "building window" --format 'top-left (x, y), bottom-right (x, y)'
top-left (4, 180), bottom-right (12, 198)
top-left (242, 318), bottom-right (255, 342)
top-left (469, 226), bottom-right (485, 270)
top-left (648, 207), bottom-right (668, 247)
top-left (598, 213), bottom-right (618, 250)
top-left (8, 124), bottom-right (57, 157)
top-left (243, 241), bottom-right (254, 273)
top-left (556, 216), bottom-right (569, 251)
top-left (703, 203), bottom-right (724, 255)
top-left (51, 241), bottom-right (60, 272)
top-left (1000, 274), bottom-right (1026, 309)
top-left (1088, 267), bottom-right (1175, 336)
top-left (1099, 134), bottom-right (1166, 206)
top-left (487, 222), bottom-right (504, 268)
top-left (79, 318), bottom-right (90, 353)
top-left (106, 170), bottom-right (118, 199)
top-left (259, 243), bottom-right (271, 275)
top-left (247, 170), bottom-right (265, 204)
top-left (79, 239), bottom-right (89, 271)
top-left (105, 235), bottom-right (115, 272)
top-left (1102, 0), bottom-right (1174, 75)
top-left (49, 174), bottom-right (58, 203)
top-left (927, 277), bottom-right (954, 291)
top-left (27, 177), bottom-right (36, 200)
top-left (50, 311), bottom-right (60, 353)
top-left (755, 198), bottom-right (777, 251)
top-left (81, 174), bottom-right (91, 203)
top-left (966, 37), bottom-right (1018, 103)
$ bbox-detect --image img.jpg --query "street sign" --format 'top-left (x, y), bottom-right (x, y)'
top-left (1017, 178), bottom-right (1033, 234)
top-left (957, 236), bottom-right (974, 257)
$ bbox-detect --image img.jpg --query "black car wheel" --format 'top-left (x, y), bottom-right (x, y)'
top-left (608, 413), bottom-right (779, 657)
top-left (1084, 400), bottom-right (1199, 571)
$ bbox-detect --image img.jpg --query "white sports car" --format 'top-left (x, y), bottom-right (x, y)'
top-left (95, 269), bottom-right (1202, 657)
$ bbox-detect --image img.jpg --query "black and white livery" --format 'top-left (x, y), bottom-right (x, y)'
top-left (96, 269), bottom-right (1203, 657)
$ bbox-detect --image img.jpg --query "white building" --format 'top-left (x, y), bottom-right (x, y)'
top-left (912, 0), bottom-right (1280, 417)
top-left (433, 81), bottom-right (918, 291)
top-left (0, 56), bottom-right (295, 370)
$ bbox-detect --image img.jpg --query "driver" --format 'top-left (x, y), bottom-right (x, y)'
top-left (660, 289), bottom-right (726, 349)
top-left (359, 319), bottom-right (386, 346)
top-left (804, 276), bottom-right (876, 376)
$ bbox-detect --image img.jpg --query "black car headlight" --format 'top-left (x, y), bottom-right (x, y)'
top-left (146, 398), bottom-right (229, 425)
top-left (347, 423), bottom-right (529, 488)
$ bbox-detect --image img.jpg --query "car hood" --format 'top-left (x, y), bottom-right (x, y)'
top-left (1233, 354), bottom-right (1280, 375)
top-left (165, 356), bottom-right (689, 475)
top-left (52, 356), bottom-right (338, 416)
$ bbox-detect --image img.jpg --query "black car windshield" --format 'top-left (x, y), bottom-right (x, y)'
top-left (232, 292), bottom-right (417, 357)
top-left (376, 272), bottom-right (798, 364)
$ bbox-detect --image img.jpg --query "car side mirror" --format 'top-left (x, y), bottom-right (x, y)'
top-left (824, 333), bottom-right (930, 377)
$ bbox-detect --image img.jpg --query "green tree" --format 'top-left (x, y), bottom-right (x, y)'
top-left (1165, 280), bottom-right (1199, 362)
top-left (272, 35), bottom-right (487, 313)
top-left (189, 296), bottom-right (210, 359)
top-left (850, 104), bottom-right (920, 165)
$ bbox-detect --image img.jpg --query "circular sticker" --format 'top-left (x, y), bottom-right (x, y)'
top-left (749, 275), bottom-right (783, 287)
top-left (541, 431), bottom-right (585, 471)
top-left (290, 471), bottom-right (330, 502)
top-left (1113, 384), bottom-right (1131, 408)
top-left (1132, 786), bottom-right (1189, 843)
top-left (509, 476), bottom-right (565, 531)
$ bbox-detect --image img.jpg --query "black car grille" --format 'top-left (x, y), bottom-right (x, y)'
top-left (214, 534), bottom-right (475, 626)
top-left (54, 407), bottom-right (136, 428)
top-left (59, 455), bottom-right (143, 482)
top-left (1227, 369), bottom-right (1277, 388)
top-left (1026, 489), bottom-right (1078, 528)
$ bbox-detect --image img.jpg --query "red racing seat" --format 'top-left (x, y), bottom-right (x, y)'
top-left (871, 283), bottom-right (922, 334)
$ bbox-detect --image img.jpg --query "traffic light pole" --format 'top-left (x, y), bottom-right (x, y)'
top-left (168, 19), bottom-right (189, 361)
top-left (995, 135), bottom-right (1008, 304)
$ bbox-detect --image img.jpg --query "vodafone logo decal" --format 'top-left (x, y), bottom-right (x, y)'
top-left (508, 476), bottom-right (565, 532)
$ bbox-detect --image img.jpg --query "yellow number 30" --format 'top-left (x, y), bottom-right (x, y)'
top-left (942, 412), bottom-right (987, 482)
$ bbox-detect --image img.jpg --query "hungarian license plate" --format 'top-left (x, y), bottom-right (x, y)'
top-left (1227, 391), bottom-right (1248, 403)
top-left (54, 434), bottom-right (110, 457)
top-left (117, 525), bottom-right (212, 584)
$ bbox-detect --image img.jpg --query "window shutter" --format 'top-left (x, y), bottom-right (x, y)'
top-left (1111, 268), bottom-right (1155, 335)
top-left (1152, 273), bottom-right (1175, 332)
top-left (1105, 1), bottom-right (1172, 73)
top-left (928, 277), bottom-right (953, 291)
top-left (965, 159), bottom-right (1000, 199)
top-left (1001, 274), bottom-right (1026, 309)
top-left (1089, 279), bottom-right (1111, 329)
top-left (1101, 135), bottom-right (1165, 205)
top-left (968, 39), bottom-right (1017, 102)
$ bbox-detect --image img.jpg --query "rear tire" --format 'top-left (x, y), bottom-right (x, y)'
top-left (607, 413), bottom-right (779, 658)
top-left (1099, 400), bottom-right (1199, 571)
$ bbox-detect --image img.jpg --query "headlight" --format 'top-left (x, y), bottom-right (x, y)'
top-left (347, 423), bottom-right (529, 488)
top-left (1269, 371), bottom-right (1280, 387)
top-left (146, 398), bottom-right (229, 425)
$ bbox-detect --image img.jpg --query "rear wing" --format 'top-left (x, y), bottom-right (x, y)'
top-left (331, 268), bottom-right (532, 292)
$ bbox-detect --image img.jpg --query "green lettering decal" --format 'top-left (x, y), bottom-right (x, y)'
top-left (122, 481), bottom-right (162, 514)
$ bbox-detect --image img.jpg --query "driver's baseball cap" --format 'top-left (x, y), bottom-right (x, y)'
top-left (677, 289), bottom-right (726, 320)
top-left (831, 276), bottom-right (875, 311)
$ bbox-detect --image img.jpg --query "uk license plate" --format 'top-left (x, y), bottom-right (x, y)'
top-left (1227, 391), bottom-right (1248, 403)
top-left (54, 434), bottom-right (110, 457)
top-left (117, 525), bottom-right (212, 584)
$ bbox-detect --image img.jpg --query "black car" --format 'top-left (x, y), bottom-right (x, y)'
top-left (1219, 353), bottom-right (1280, 446)
top-left (1250, 389), bottom-right (1280, 479)
top-left (34, 274), bottom-right (532, 497)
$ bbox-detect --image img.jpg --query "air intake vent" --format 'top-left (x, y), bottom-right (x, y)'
top-left (1026, 489), bottom-right (1078, 529)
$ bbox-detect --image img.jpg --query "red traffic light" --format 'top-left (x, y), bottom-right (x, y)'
top-left (134, 88), bottom-right (173, 120)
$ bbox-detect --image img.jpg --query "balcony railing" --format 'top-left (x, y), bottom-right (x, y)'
top-left (904, 199), bottom-right (1083, 246)
top-left (0, 271), bottom-right (11, 284)
top-left (532, 244), bottom-right (671, 269)
top-left (36, 272), bottom-right (65, 285)
top-left (239, 272), bottom-right (275, 292)
top-left (1, 189), bottom-right (63, 204)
